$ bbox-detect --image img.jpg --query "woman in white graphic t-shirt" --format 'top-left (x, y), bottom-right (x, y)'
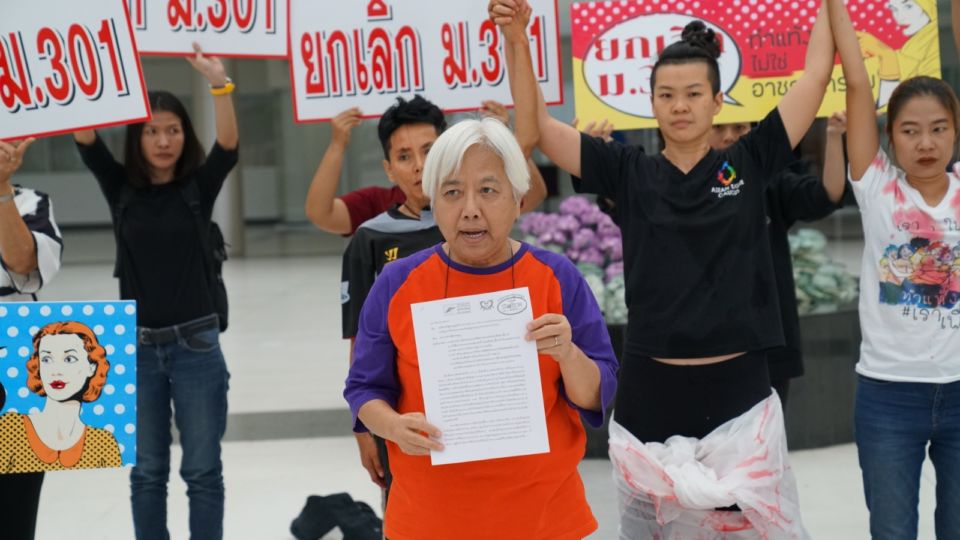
top-left (832, 1), bottom-right (960, 538)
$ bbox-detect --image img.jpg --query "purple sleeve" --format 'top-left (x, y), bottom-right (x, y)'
top-left (539, 251), bottom-right (618, 428)
top-left (343, 264), bottom-right (401, 432)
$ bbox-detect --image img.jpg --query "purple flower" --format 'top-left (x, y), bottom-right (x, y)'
top-left (556, 215), bottom-right (580, 233)
top-left (600, 236), bottom-right (623, 261)
top-left (571, 228), bottom-right (596, 250)
top-left (559, 195), bottom-right (591, 216)
top-left (598, 221), bottom-right (621, 239)
top-left (605, 262), bottom-right (624, 282)
top-left (579, 207), bottom-right (604, 226)
top-left (579, 247), bottom-right (605, 266)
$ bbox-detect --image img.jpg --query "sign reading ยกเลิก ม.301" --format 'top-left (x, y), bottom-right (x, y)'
top-left (0, 0), bottom-right (150, 141)
top-left (571, 0), bottom-right (941, 129)
top-left (128, 0), bottom-right (287, 58)
top-left (288, 0), bottom-right (564, 122)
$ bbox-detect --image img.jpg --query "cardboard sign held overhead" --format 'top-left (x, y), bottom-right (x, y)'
top-left (288, 0), bottom-right (564, 122)
top-left (0, 0), bottom-right (151, 140)
top-left (129, 0), bottom-right (288, 58)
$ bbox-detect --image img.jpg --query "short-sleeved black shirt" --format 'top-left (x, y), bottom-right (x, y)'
top-left (341, 207), bottom-right (443, 339)
top-left (77, 135), bottom-right (238, 328)
top-left (577, 108), bottom-right (795, 358)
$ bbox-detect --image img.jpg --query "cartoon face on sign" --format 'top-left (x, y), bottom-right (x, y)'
top-left (582, 13), bottom-right (741, 118)
top-left (887, 0), bottom-right (932, 36)
top-left (0, 302), bottom-right (136, 474)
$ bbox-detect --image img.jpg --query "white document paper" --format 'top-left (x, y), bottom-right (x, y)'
top-left (411, 287), bottom-right (549, 465)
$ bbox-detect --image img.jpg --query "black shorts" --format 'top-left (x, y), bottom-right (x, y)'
top-left (613, 350), bottom-right (772, 443)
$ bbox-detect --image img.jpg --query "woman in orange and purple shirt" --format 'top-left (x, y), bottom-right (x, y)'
top-left (343, 116), bottom-right (618, 539)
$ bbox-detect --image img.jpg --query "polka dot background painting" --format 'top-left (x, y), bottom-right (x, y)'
top-left (0, 301), bottom-right (137, 469)
top-left (571, 0), bottom-right (936, 78)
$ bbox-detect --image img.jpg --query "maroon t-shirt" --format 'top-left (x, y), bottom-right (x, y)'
top-left (340, 185), bottom-right (407, 235)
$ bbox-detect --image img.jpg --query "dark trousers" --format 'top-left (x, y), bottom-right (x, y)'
top-left (0, 472), bottom-right (44, 540)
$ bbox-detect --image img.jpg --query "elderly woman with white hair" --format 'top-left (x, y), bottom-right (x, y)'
top-left (343, 117), bottom-right (618, 540)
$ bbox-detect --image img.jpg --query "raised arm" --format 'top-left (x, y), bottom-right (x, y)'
top-left (954, 0), bottom-right (960, 58)
top-left (0, 139), bottom-right (38, 274)
top-left (479, 100), bottom-right (547, 212)
top-left (822, 111), bottom-right (847, 203)
top-left (777, 0), bottom-right (836, 148)
top-left (305, 108), bottom-right (363, 234)
top-left (187, 43), bottom-right (238, 150)
top-left (829, 0), bottom-right (879, 181)
top-left (74, 130), bottom-right (96, 146)
top-left (521, 162), bottom-right (547, 213)
top-left (492, 0), bottom-right (582, 177)
top-left (496, 0), bottom-right (538, 157)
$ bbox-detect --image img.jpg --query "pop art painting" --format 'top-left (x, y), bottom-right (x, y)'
top-left (0, 301), bottom-right (137, 473)
top-left (571, 0), bottom-right (942, 129)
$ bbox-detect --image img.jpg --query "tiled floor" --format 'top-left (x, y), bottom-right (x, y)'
top-left (26, 227), bottom-right (935, 539)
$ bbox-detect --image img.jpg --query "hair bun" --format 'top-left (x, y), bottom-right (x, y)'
top-left (681, 21), bottom-right (721, 59)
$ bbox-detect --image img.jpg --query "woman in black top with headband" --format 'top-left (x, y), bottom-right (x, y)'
top-left (494, 0), bottom-right (837, 535)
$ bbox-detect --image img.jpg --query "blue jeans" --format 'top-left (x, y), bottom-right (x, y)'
top-left (130, 316), bottom-right (229, 540)
top-left (855, 374), bottom-right (960, 540)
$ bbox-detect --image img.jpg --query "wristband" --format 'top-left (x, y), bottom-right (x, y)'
top-left (209, 78), bottom-right (235, 96)
top-left (0, 186), bottom-right (15, 204)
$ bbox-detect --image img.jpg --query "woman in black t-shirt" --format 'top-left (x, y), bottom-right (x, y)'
top-left (73, 44), bottom-right (237, 540)
top-left (493, 0), bottom-right (836, 536)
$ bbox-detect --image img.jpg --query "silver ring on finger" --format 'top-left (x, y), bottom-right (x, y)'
top-left (554, 336), bottom-right (559, 348)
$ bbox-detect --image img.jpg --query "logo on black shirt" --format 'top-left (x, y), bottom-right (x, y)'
top-left (717, 161), bottom-right (736, 186)
top-left (384, 247), bottom-right (399, 262)
top-left (711, 161), bottom-right (744, 199)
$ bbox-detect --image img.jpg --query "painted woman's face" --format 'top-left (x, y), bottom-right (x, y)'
top-left (887, 0), bottom-right (930, 36)
top-left (37, 334), bottom-right (95, 402)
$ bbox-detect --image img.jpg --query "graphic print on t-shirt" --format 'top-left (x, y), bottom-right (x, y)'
top-left (711, 161), bottom-right (743, 199)
top-left (878, 238), bottom-right (960, 313)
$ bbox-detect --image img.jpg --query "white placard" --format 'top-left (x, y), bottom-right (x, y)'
top-left (288, 0), bottom-right (563, 122)
top-left (0, 1), bottom-right (150, 141)
top-left (411, 287), bottom-right (549, 466)
top-left (128, 0), bottom-right (287, 58)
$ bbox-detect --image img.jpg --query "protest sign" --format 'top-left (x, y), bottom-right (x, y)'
top-left (0, 301), bottom-right (138, 473)
top-left (129, 0), bottom-right (287, 58)
top-left (1, 1), bottom-right (150, 140)
top-left (571, 0), bottom-right (941, 129)
top-left (289, 0), bottom-right (563, 122)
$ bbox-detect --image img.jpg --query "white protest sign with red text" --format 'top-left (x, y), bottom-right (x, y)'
top-left (1, 1), bottom-right (150, 141)
top-left (288, 0), bottom-right (563, 122)
top-left (129, 0), bottom-right (287, 58)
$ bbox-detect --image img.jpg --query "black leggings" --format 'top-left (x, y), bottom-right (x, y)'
top-left (0, 471), bottom-right (44, 540)
top-left (614, 351), bottom-right (772, 443)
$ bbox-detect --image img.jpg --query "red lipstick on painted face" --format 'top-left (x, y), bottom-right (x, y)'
top-left (50, 380), bottom-right (66, 390)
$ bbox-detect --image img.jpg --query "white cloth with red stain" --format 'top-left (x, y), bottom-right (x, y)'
top-left (609, 393), bottom-right (808, 539)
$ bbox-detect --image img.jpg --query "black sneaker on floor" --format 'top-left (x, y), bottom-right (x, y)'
top-left (290, 493), bottom-right (354, 540)
top-left (340, 500), bottom-right (384, 540)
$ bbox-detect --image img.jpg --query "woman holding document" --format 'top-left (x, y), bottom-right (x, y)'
top-left (343, 114), bottom-right (618, 539)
